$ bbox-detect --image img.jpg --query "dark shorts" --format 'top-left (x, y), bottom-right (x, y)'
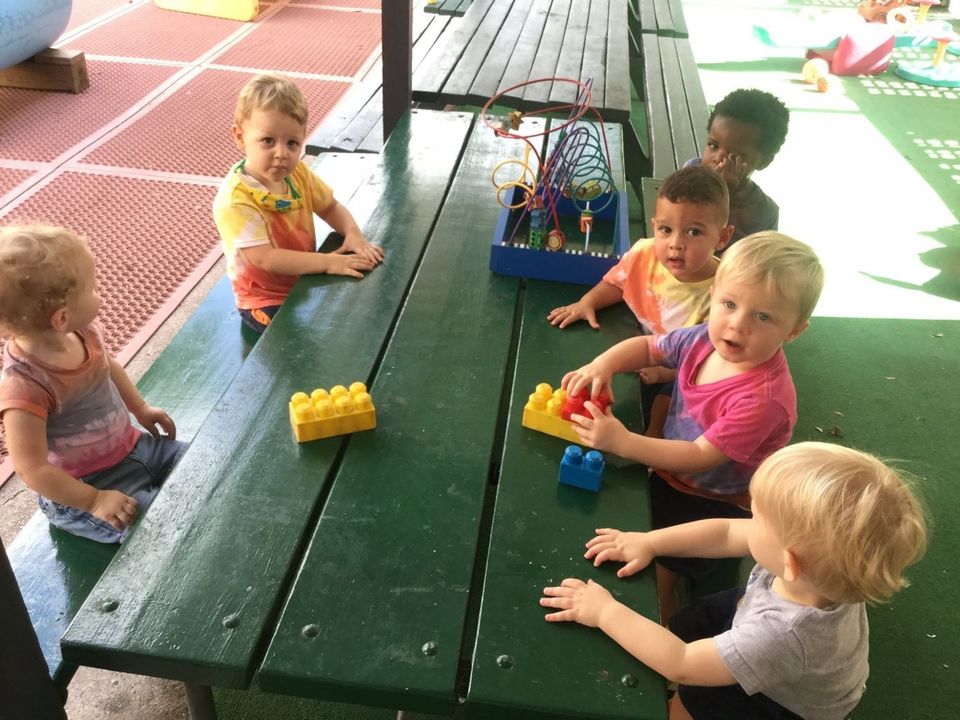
top-left (670, 589), bottom-right (804, 720)
top-left (649, 472), bottom-right (750, 579)
top-left (239, 305), bottom-right (281, 334)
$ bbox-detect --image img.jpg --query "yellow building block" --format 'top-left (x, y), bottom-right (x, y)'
top-left (521, 382), bottom-right (581, 444)
top-left (154, 0), bottom-right (259, 22)
top-left (289, 382), bottom-right (376, 443)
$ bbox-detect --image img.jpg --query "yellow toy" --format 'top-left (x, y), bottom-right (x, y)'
top-left (521, 383), bottom-right (581, 444)
top-left (289, 382), bottom-right (376, 443)
top-left (155, 0), bottom-right (259, 22)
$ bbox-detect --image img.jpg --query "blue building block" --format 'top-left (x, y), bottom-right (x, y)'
top-left (558, 445), bottom-right (604, 492)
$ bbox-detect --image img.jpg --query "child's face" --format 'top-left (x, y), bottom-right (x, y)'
top-left (702, 115), bottom-right (772, 178)
top-left (232, 107), bottom-right (306, 193)
top-left (62, 249), bottom-right (101, 331)
top-left (707, 275), bottom-right (807, 370)
top-left (651, 197), bottom-right (733, 283)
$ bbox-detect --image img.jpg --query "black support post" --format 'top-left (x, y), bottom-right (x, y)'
top-left (381, 0), bottom-right (413, 140)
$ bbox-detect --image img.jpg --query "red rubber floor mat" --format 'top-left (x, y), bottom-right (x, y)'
top-left (299, 0), bottom-right (382, 8)
top-left (213, 5), bottom-right (380, 76)
top-left (82, 68), bottom-right (349, 176)
top-left (65, 0), bottom-right (139, 33)
top-left (0, 60), bottom-right (179, 163)
top-left (0, 168), bottom-right (35, 199)
top-left (3, 171), bottom-right (221, 359)
top-left (70, 1), bottom-right (245, 62)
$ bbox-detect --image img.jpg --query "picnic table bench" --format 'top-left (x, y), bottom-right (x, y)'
top-left (424, 0), bottom-right (474, 16)
top-left (306, 2), bottom-right (456, 154)
top-left (625, 28), bottom-right (708, 217)
top-left (412, 0), bottom-right (631, 122)
top-left (59, 108), bottom-right (667, 719)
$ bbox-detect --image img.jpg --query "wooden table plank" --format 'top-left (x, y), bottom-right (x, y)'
top-left (603, 0), bottom-right (631, 121)
top-left (675, 37), bottom-right (708, 151)
top-left (579, 0), bottom-right (610, 113)
top-left (640, 33), bottom-right (675, 179)
top-left (466, 0), bottom-right (535, 105)
top-left (466, 283), bottom-right (666, 720)
top-left (521, 0), bottom-right (570, 106)
top-left (548, 0), bottom-right (588, 108)
top-left (659, 37), bottom-right (697, 169)
top-left (413, 0), bottom-right (497, 101)
top-left (495, 0), bottom-right (552, 98)
top-left (60, 111), bottom-right (475, 689)
top-left (441, 0), bottom-right (514, 103)
top-left (257, 119), bottom-right (538, 714)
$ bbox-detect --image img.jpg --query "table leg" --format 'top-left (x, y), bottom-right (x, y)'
top-left (381, 0), bottom-right (412, 139)
top-left (0, 536), bottom-right (68, 719)
top-left (183, 682), bottom-right (218, 720)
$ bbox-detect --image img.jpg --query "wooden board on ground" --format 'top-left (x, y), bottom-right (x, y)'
top-left (154, 0), bottom-right (258, 21)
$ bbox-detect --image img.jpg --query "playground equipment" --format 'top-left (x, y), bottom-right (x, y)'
top-left (482, 78), bottom-right (629, 286)
top-left (895, 29), bottom-right (960, 86)
top-left (0, 0), bottom-right (71, 70)
top-left (155, 0), bottom-right (259, 21)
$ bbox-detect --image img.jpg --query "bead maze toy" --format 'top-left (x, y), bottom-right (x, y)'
top-left (522, 382), bottom-right (611, 444)
top-left (558, 445), bottom-right (605, 492)
top-left (482, 78), bottom-right (630, 286)
top-left (289, 382), bottom-right (376, 442)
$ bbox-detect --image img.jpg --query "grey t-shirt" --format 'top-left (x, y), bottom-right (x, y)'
top-left (714, 565), bottom-right (868, 720)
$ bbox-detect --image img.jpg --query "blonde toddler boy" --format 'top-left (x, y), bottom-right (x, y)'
top-left (562, 232), bottom-right (824, 619)
top-left (214, 74), bottom-right (384, 334)
top-left (541, 442), bottom-right (927, 720)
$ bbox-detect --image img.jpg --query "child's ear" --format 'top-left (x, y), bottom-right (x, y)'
top-left (715, 224), bottom-right (735, 252)
top-left (49, 306), bottom-right (69, 332)
top-left (782, 548), bottom-right (802, 583)
top-left (230, 123), bottom-right (245, 151)
top-left (785, 319), bottom-right (810, 343)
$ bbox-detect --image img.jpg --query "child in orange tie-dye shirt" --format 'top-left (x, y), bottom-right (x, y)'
top-left (548, 165), bottom-right (733, 437)
top-left (213, 74), bottom-right (384, 334)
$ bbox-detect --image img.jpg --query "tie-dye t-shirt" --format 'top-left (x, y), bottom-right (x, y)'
top-left (0, 323), bottom-right (140, 478)
top-left (213, 159), bottom-right (335, 310)
top-left (649, 324), bottom-right (797, 506)
top-left (602, 238), bottom-right (714, 334)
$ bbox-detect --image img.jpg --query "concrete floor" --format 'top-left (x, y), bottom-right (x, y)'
top-left (0, 260), bottom-right (225, 720)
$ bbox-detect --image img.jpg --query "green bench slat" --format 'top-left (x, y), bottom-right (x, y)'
top-left (658, 36), bottom-right (698, 169)
top-left (60, 110), bottom-right (475, 688)
top-left (640, 33), bottom-right (674, 180)
top-left (603, 0), bottom-right (631, 120)
top-left (414, 0), bottom-right (497, 101)
top-left (465, 0), bottom-right (533, 106)
top-left (494, 0), bottom-right (550, 98)
top-left (257, 117), bottom-right (534, 715)
top-left (520, 0), bottom-right (569, 107)
top-left (674, 37), bottom-right (708, 150)
top-left (467, 284), bottom-right (666, 720)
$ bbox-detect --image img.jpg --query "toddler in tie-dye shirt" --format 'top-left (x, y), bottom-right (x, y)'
top-left (0, 226), bottom-right (186, 543)
top-left (213, 74), bottom-right (384, 335)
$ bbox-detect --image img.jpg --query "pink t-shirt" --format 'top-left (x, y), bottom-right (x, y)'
top-left (602, 238), bottom-right (714, 334)
top-left (0, 323), bottom-right (140, 478)
top-left (650, 324), bottom-right (797, 506)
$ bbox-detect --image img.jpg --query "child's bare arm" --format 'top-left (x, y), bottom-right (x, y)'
top-left (638, 366), bottom-right (677, 385)
top-left (570, 403), bottom-right (729, 471)
top-left (584, 521), bottom-right (752, 577)
top-left (108, 357), bottom-right (176, 440)
top-left (547, 281), bottom-right (623, 329)
top-left (318, 199), bottom-right (384, 266)
top-left (3, 410), bottom-right (138, 530)
top-left (240, 243), bottom-right (375, 278)
top-left (562, 336), bottom-right (656, 400)
top-left (541, 578), bottom-right (735, 686)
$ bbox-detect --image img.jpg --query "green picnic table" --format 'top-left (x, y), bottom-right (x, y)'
top-left (59, 109), bottom-right (666, 720)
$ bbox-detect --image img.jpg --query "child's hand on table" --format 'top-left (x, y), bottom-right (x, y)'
top-left (585, 528), bottom-right (656, 577)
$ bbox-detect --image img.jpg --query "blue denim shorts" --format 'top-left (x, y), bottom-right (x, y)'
top-left (38, 434), bottom-right (187, 544)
